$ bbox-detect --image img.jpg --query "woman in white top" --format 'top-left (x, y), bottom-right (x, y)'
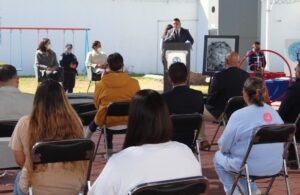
top-left (89, 89), bottom-right (202, 195)
top-left (214, 77), bottom-right (284, 195)
top-left (85, 40), bottom-right (107, 80)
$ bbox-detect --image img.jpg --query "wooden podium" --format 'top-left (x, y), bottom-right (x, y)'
top-left (162, 42), bottom-right (192, 93)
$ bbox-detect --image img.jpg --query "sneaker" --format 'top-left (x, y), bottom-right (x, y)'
top-left (85, 126), bottom-right (94, 139)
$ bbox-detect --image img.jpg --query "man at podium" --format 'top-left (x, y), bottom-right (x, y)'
top-left (164, 18), bottom-right (194, 45)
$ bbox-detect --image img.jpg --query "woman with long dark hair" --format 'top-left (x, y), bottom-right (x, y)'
top-left (34, 38), bottom-right (60, 82)
top-left (10, 79), bottom-right (86, 195)
top-left (89, 89), bottom-right (201, 195)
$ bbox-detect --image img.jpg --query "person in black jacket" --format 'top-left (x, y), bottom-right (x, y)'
top-left (246, 41), bottom-right (266, 72)
top-left (162, 62), bottom-right (209, 150)
top-left (279, 63), bottom-right (300, 166)
top-left (205, 52), bottom-right (249, 121)
top-left (164, 18), bottom-right (194, 45)
top-left (60, 44), bottom-right (78, 93)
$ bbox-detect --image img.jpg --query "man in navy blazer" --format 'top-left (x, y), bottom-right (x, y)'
top-left (162, 62), bottom-right (210, 150)
top-left (164, 18), bottom-right (194, 45)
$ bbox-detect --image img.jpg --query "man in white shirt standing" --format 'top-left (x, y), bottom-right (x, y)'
top-left (0, 64), bottom-right (33, 120)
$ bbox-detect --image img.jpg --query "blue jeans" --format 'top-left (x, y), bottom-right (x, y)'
top-left (13, 171), bottom-right (26, 195)
top-left (214, 157), bottom-right (259, 195)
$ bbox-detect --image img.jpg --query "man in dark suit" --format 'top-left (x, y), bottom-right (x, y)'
top-left (162, 62), bottom-right (209, 150)
top-left (164, 18), bottom-right (194, 45)
top-left (279, 63), bottom-right (300, 166)
top-left (205, 52), bottom-right (249, 121)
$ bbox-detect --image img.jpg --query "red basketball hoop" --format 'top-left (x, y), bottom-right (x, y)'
top-left (239, 49), bottom-right (293, 101)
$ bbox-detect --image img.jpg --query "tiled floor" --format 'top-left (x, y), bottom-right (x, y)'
top-left (1, 121), bottom-right (300, 195)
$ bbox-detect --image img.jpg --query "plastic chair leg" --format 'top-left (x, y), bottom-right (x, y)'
top-left (293, 136), bottom-right (300, 170)
top-left (245, 164), bottom-right (252, 195)
top-left (209, 121), bottom-right (222, 148)
top-left (265, 177), bottom-right (276, 194)
top-left (103, 127), bottom-right (109, 161)
top-left (87, 81), bottom-right (92, 93)
top-left (283, 160), bottom-right (292, 195)
top-left (93, 130), bottom-right (103, 161)
top-left (229, 174), bottom-right (240, 195)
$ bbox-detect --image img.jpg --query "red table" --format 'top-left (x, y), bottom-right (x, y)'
top-left (249, 71), bottom-right (286, 80)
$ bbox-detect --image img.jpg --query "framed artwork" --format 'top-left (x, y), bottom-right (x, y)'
top-left (202, 35), bottom-right (239, 76)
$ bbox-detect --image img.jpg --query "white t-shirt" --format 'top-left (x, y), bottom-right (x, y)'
top-left (89, 141), bottom-right (201, 195)
top-left (85, 50), bottom-right (107, 69)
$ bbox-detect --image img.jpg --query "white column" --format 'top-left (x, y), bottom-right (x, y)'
top-left (196, 0), bottom-right (209, 73)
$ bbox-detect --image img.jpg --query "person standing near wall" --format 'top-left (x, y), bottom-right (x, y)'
top-left (164, 18), bottom-right (194, 45)
top-left (161, 24), bottom-right (173, 69)
top-left (60, 44), bottom-right (78, 93)
top-left (34, 38), bottom-right (61, 82)
top-left (162, 18), bottom-right (194, 93)
top-left (85, 41), bottom-right (107, 81)
top-left (246, 41), bottom-right (266, 72)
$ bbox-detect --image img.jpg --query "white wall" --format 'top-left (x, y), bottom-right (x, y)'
top-left (0, 0), bottom-right (208, 75)
top-left (260, 1), bottom-right (300, 75)
top-left (196, 0), bottom-right (209, 73)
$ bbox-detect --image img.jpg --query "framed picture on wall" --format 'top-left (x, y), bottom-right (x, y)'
top-left (202, 35), bottom-right (239, 76)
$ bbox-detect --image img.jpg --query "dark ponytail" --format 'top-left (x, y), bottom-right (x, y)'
top-left (243, 77), bottom-right (265, 107)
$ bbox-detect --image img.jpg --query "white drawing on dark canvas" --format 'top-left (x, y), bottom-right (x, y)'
top-left (206, 41), bottom-right (232, 71)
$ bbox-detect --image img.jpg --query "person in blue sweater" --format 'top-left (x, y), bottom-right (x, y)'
top-left (214, 77), bottom-right (284, 195)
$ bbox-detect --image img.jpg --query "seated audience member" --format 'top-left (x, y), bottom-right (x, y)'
top-left (89, 90), bottom-right (202, 195)
top-left (279, 63), bottom-right (300, 166)
top-left (0, 64), bottom-right (33, 120)
top-left (9, 80), bottom-right (86, 195)
top-left (85, 53), bottom-right (140, 154)
top-left (162, 62), bottom-right (209, 150)
top-left (205, 52), bottom-right (249, 121)
top-left (85, 40), bottom-right (107, 77)
top-left (214, 77), bottom-right (284, 195)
